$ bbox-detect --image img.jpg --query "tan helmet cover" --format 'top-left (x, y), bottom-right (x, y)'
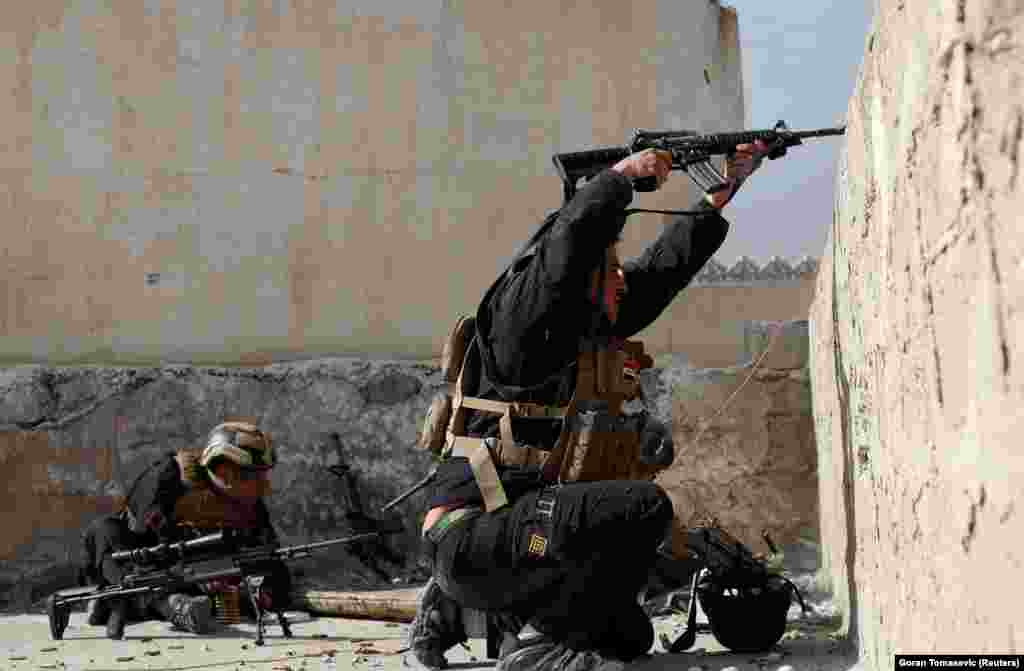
top-left (200, 421), bottom-right (275, 470)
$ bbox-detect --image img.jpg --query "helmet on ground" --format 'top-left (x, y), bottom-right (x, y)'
top-left (696, 573), bottom-right (794, 652)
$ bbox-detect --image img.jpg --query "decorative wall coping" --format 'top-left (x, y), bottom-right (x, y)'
top-left (691, 255), bottom-right (819, 284)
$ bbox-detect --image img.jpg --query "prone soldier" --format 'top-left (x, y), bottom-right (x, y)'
top-left (79, 421), bottom-right (288, 639)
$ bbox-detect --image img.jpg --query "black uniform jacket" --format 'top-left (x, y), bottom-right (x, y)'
top-left (428, 169), bottom-right (730, 509)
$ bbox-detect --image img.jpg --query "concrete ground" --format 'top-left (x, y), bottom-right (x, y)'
top-left (0, 607), bottom-right (860, 671)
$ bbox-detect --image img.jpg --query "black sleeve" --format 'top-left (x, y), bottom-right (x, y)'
top-left (532, 169), bottom-right (634, 293)
top-left (613, 199), bottom-right (730, 339)
top-left (124, 454), bottom-right (186, 532)
top-left (485, 169), bottom-right (634, 385)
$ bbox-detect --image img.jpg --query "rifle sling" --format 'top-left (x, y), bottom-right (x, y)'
top-left (623, 207), bottom-right (709, 217)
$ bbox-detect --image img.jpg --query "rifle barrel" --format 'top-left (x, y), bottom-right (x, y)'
top-left (793, 126), bottom-right (847, 138)
top-left (274, 531), bottom-right (380, 556)
top-left (659, 126), bottom-right (846, 151)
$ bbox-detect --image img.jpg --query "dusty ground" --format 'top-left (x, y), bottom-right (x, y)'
top-left (0, 606), bottom-right (859, 671)
top-left (2, 541), bottom-right (860, 671)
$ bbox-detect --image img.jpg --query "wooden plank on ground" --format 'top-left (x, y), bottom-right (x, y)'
top-left (292, 586), bottom-right (421, 622)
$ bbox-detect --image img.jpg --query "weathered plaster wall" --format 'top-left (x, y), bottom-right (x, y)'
top-left (1, 0), bottom-right (744, 365)
top-left (810, 1), bottom-right (1024, 664)
top-left (657, 320), bottom-right (818, 557)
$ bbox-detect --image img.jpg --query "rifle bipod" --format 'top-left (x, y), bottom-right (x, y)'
top-left (246, 574), bottom-right (292, 646)
top-left (46, 594), bottom-right (71, 641)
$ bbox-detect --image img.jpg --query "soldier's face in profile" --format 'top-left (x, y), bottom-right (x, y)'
top-left (589, 243), bottom-right (626, 324)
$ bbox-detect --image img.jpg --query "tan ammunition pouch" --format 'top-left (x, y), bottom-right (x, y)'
top-left (417, 316), bottom-right (475, 455)
top-left (541, 341), bottom-right (662, 484)
top-left (432, 322), bottom-right (661, 512)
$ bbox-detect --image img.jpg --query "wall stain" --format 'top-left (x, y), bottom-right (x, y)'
top-left (961, 484), bottom-right (987, 554)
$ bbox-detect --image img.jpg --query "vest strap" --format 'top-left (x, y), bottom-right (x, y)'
top-left (467, 440), bottom-right (508, 512)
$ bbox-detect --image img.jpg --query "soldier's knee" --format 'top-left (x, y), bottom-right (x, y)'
top-left (629, 482), bottom-right (674, 539)
top-left (634, 482), bottom-right (672, 517)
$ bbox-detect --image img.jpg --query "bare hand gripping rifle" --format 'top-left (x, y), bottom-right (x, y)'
top-left (46, 529), bottom-right (383, 646)
top-left (552, 120), bottom-right (846, 202)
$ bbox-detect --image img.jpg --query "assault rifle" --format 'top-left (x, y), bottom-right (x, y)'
top-left (46, 529), bottom-right (382, 646)
top-left (552, 120), bottom-right (846, 201)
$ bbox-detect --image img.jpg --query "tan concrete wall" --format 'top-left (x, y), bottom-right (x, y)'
top-left (0, 1), bottom-right (746, 365)
top-left (810, 1), bottom-right (1024, 665)
top-left (644, 276), bottom-right (817, 367)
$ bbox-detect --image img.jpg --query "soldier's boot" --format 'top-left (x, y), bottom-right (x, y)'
top-left (496, 638), bottom-right (629, 671)
top-left (154, 594), bottom-right (215, 635)
top-left (105, 599), bottom-right (129, 640)
top-left (86, 599), bottom-right (110, 626)
top-left (408, 577), bottom-right (467, 670)
top-left (491, 613), bottom-right (529, 660)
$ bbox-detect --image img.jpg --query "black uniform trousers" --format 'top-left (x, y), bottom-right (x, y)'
top-left (428, 480), bottom-right (673, 661)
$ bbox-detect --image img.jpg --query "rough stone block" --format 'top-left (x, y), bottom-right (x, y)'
top-left (654, 356), bottom-right (819, 554)
top-left (0, 366), bottom-right (55, 427)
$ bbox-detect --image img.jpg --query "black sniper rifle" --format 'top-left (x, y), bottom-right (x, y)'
top-left (46, 529), bottom-right (383, 646)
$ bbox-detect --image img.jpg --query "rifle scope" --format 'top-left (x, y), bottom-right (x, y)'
top-left (110, 531), bottom-right (228, 564)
